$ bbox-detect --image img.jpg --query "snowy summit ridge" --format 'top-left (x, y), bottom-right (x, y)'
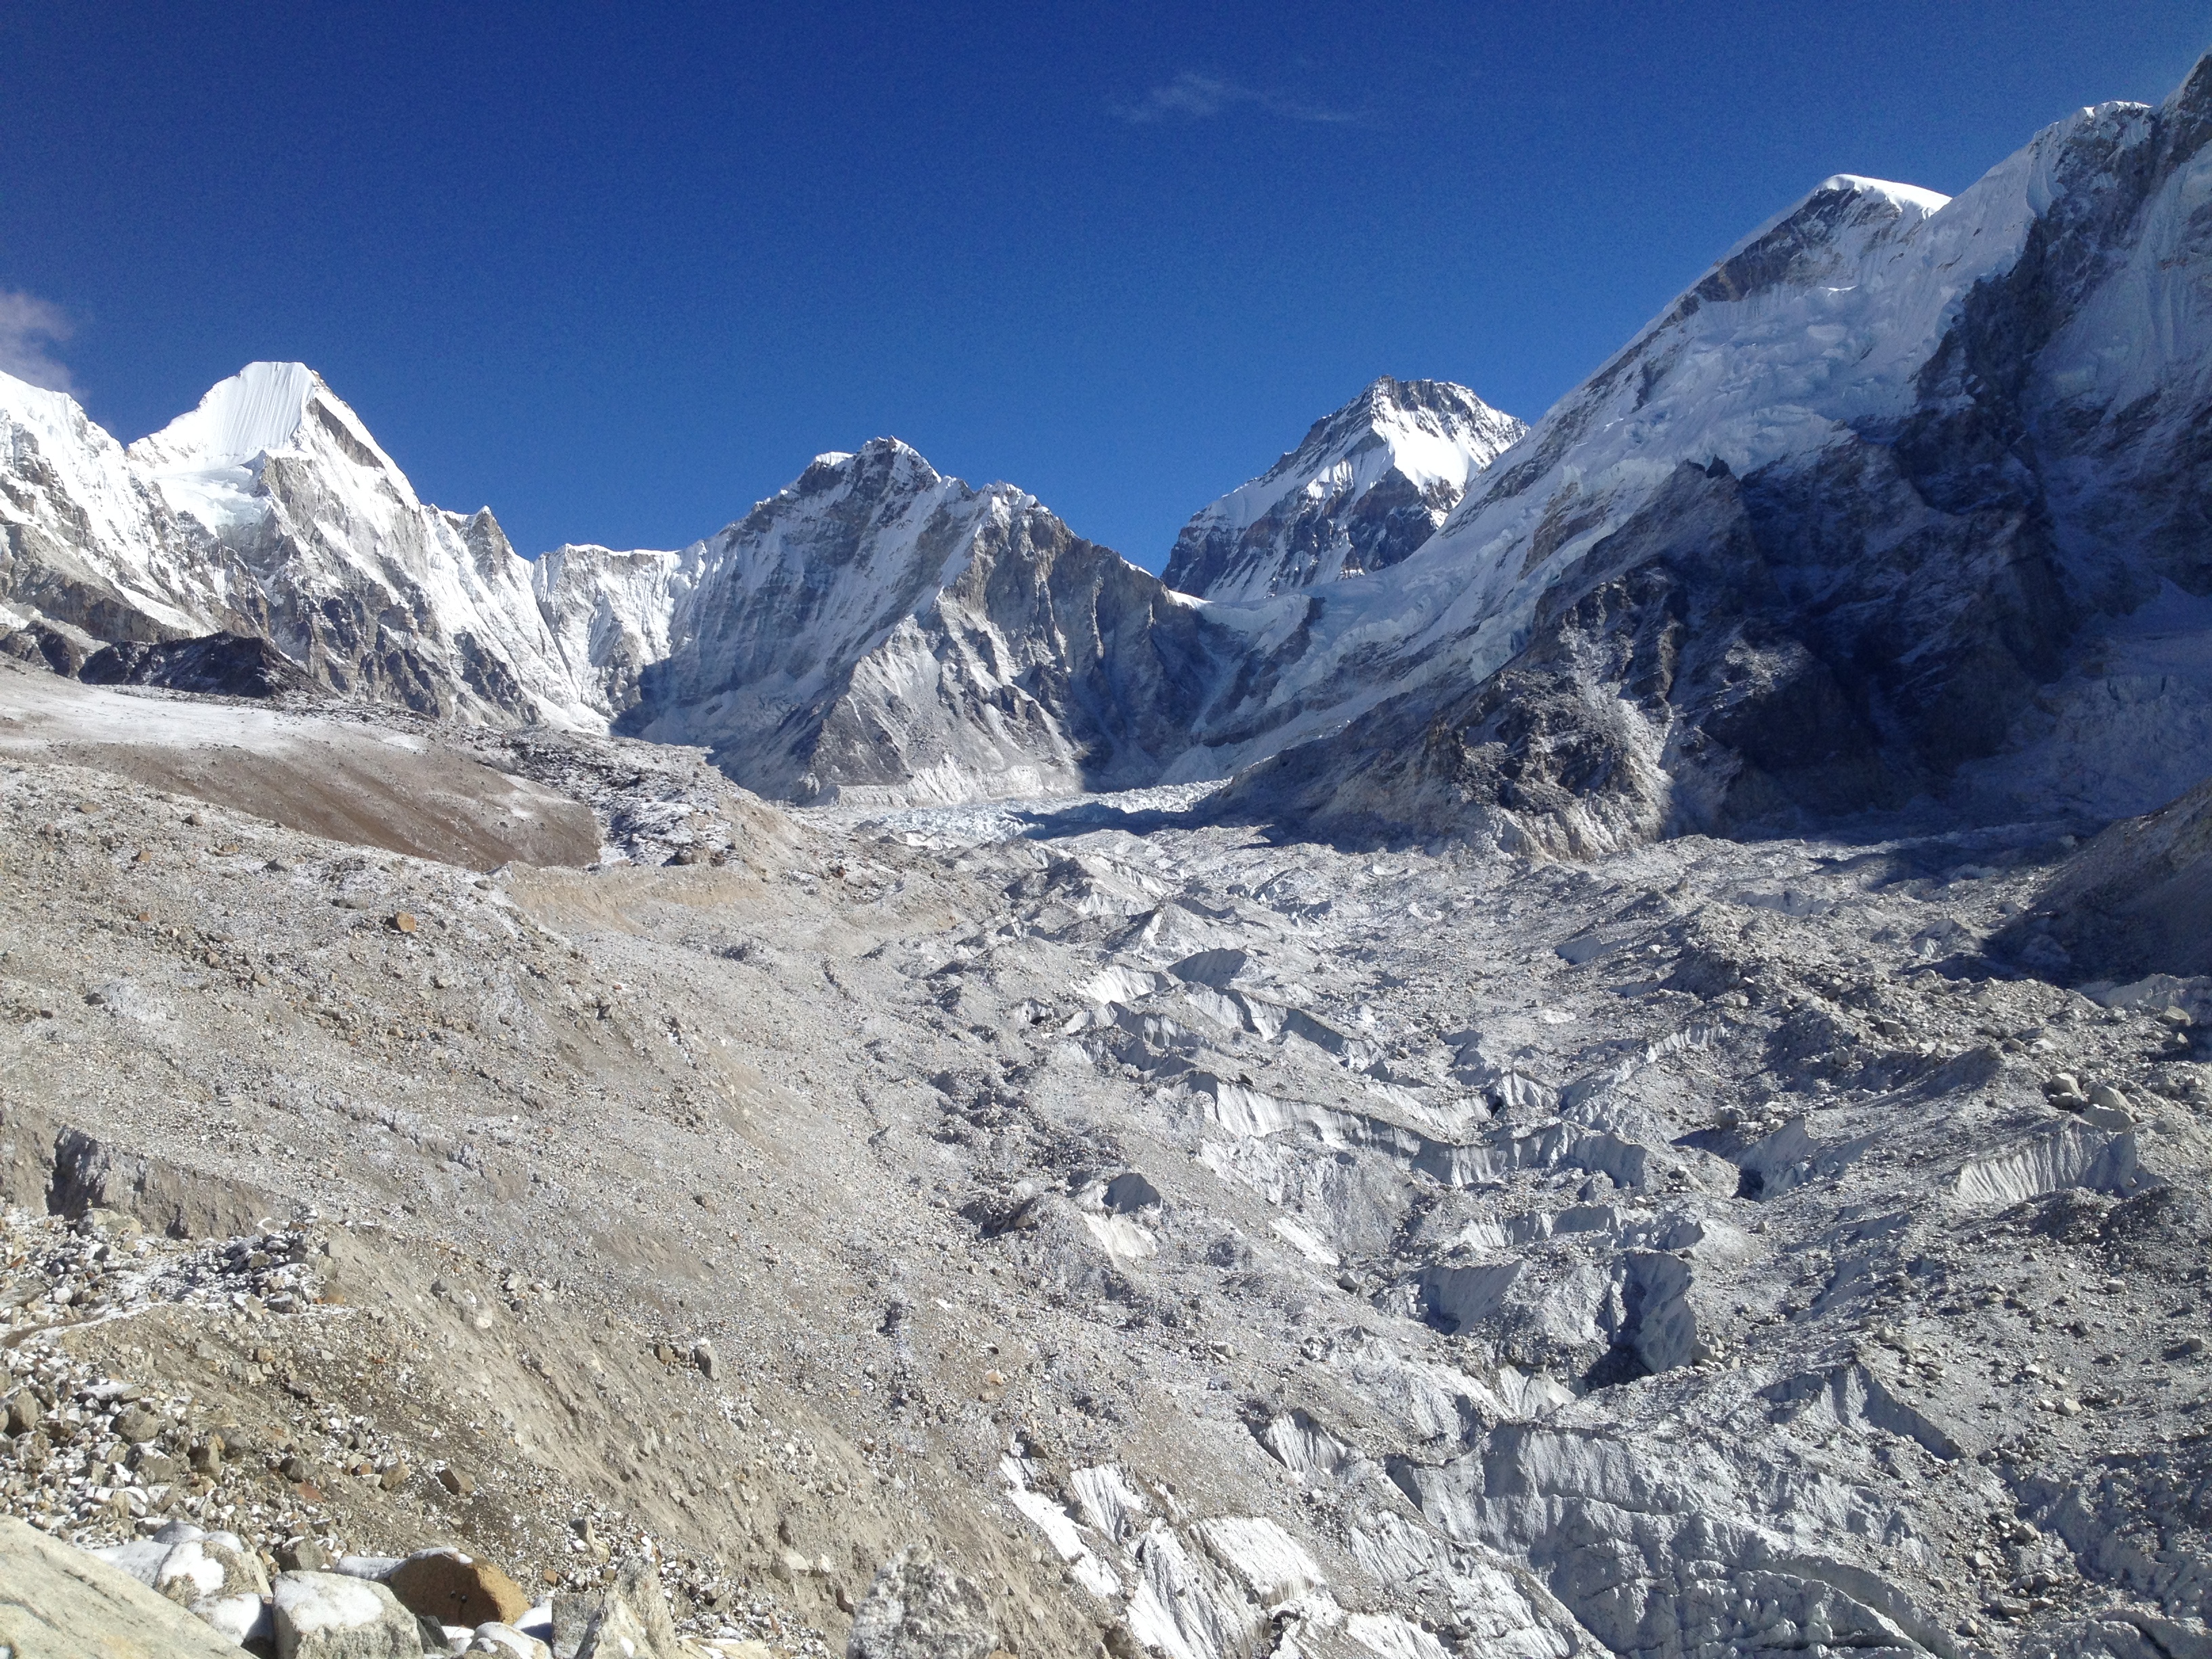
top-left (1162, 376), bottom-right (1524, 602)
top-left (621, 436), bottom-right (1212, 804)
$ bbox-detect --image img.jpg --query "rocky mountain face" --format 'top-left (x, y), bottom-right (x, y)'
top-left (1, 377), bottom-right (1225, 807)
top-left (1212, 64), bottom-right (2212, 848)
top-left (533, 540), bottom-right (700, 723)
top-left (1161, 377), bottom-right (1524, 603)
top-left (619, 440), bottom-right (1221, 804)
top-left (1997, 772), bottom-right (2212, 984)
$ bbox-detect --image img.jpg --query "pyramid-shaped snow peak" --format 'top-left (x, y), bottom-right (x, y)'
top-left (1164, 377), bottom-right (1524, 602)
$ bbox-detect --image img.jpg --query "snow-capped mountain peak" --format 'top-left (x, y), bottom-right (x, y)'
top-left (127, 361), bottom-right (419, 534)
top-left (10, 54), bottom-right (2212, 837)
top-left (131, 361), bottom-right (366, 469)
top-left (1209, 62), bottom-right (2212, 847)
top-left (1163, 375), bottom-right (1523, 602)
top-left (621, 432), bottom-right (1208, 802)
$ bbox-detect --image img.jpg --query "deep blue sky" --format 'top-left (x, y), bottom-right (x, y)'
top-left (5, 5), bottom-right (2207, 569)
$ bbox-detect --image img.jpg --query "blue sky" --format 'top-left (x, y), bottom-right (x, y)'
top-left (5, 4), bottom-right (2207, 570)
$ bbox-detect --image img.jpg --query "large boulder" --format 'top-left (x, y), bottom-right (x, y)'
top-left (385, 1547), bottom-right (531, 1628)
top-left (272, 1568), bottom-right (427, 1658)
top-left (571, 1560), bottom-right (682, 1659)
top-left (0, 1517), bottom-right (245, 1658)
top-left (154, 1528), bottom-right (274, 1643)
top-left (91, 1521), bottom-right (272, 1644)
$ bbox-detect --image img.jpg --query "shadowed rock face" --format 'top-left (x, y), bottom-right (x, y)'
top-left (1213, 453), bottom-right (2072, 852)
top-left (1996, 774), bottom-right (2212, 983)
top-left (78, 632), bottom-right (321, 699)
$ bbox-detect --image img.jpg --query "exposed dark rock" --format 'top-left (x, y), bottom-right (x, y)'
top-left (79, 632), bottom-right (321, 699)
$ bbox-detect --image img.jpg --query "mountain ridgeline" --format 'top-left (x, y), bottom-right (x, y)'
top-left (8, 52), bottom-right (2212, 848)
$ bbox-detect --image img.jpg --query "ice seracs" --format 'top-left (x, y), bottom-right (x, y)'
top-left (1162, 377), bottom-right (1523, 602)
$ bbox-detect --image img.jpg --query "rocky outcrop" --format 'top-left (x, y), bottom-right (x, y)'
top-left (1211, 451), bottom-right (2063, 853)
top-left (0, 1517), bottom-right (247, 1658)
top-left (1996, 772), bottom-right (2212, 981)
top-left (78, 630), bottom-right (321, 698)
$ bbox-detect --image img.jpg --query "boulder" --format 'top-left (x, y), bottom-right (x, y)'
top-left (92, 1521), bottom-right (272, 1643)
top-left (272, 1570), bottom-right (426, 1658)
top-left (280, 1536), bottom-right (335, 1572)
top-left (91, 1526), bottom-right (184, 1585)
top-left (846, 1550), bottom-right (1000, 1659)
top-left (550, 1589), bottom-right (600, 1659)
top-left (573, 1561), bottom-right (682, 1659)
top-left (386, 1548), bottom-right (531, 1628)
top-left (112, 1403), bottom-right (165, 1443)
top-left (0, 1517), bottom-right (245, 1658)
top-left (4, 1389), bottom-right (40, 1435)
top-left (154, 1528), bottom-right (273, 1642)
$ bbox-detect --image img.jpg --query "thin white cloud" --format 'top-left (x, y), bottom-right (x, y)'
top-left (1113, 71), bottom-right (1361, 127)
top-left (0, 289), bottom-right (77, 394)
